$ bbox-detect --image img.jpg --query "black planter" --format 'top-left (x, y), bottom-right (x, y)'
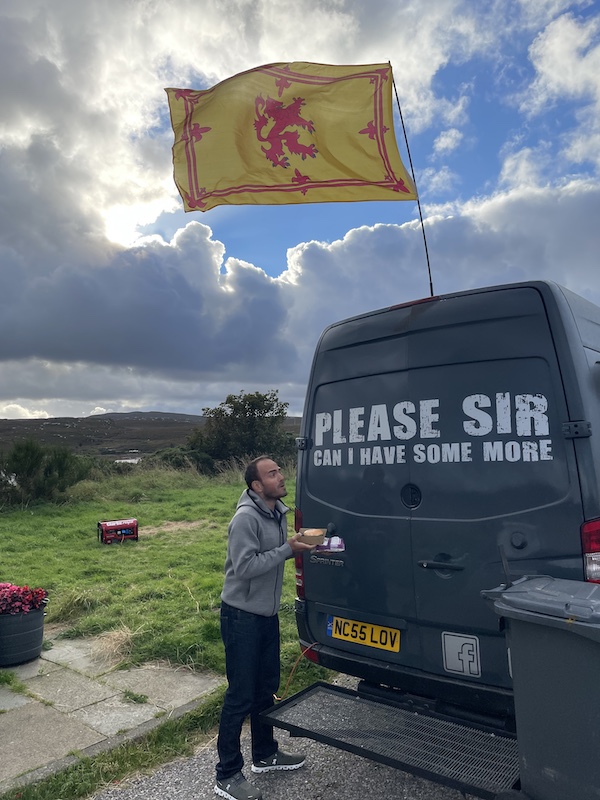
top-left (0, 606), bottom-right (45, 667)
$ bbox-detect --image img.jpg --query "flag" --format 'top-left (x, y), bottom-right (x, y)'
top-left (165, 62), bottom-right (417, 212)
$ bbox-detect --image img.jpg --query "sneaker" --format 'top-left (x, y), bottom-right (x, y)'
top-left (251, 748), bottom-right (306, 773)
top-left (214, 771), bottom-right (263, 800)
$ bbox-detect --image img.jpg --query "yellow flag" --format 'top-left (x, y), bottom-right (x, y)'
top-left (165, 62), bottom-right (417, 212)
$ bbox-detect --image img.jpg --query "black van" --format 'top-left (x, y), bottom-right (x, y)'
top-left (264, 280), bottom-right (600, 799)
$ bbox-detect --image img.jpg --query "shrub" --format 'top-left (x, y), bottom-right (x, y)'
top-left (0, 439), bottom-right (94, 506)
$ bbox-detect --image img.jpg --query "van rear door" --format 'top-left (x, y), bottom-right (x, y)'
top-left (298, 285), bottom-right (584, 699)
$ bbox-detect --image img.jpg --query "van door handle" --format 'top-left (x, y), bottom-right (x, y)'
top-left (418, 560), bottom-right (464, 571)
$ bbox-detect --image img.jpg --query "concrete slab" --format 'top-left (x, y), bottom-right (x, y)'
top-left (0, 655), bottom-right (62, 680)
top-left (24, 668), bottom-right (118, 712)
top-left (69, 694), bottom-right (164, 737)
top-left (41, 638), bottom-right (116, 677)
top-left (0, 686), bottom-right (31, 711)
top-left (103, 664), bottom-right (222, 710)
top-left (0, 702), bottom-right (105, 784)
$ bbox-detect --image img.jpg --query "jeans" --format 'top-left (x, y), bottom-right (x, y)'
top-left (216, 601), bottom-right (280, 781)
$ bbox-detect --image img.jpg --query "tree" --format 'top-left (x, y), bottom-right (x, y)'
top-left (189, 390), bottom-right (296, 462)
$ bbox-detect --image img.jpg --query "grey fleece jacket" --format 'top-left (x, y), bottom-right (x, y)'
top-left (220, 489), bottom-right (293, 617)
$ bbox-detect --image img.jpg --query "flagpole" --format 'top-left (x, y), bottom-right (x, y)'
top-left (391, 69), bottom-right (434, 297)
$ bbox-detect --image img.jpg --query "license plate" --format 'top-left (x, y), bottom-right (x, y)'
top-left (327, 615), bottom-right (400, 652)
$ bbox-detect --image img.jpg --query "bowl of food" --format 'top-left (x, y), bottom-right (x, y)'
top-left (298, 528), bottom-right (326, 545)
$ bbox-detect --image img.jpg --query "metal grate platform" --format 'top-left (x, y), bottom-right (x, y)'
top-left (263, 683), bottom-right (519, 799)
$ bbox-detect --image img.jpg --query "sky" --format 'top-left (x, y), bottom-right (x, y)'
top-left (1, 0), bottom-right (600, 420)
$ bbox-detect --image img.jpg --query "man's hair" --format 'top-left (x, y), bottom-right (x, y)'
top-left (245, 455), bottom-right (272, 489)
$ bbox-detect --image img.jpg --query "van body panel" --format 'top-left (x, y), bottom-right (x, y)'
top-left (296, 281), bottom-right (598, 714)
top-left (551, 284), bottom-right (600, 519)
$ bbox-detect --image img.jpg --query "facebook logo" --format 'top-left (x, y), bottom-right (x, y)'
top-left (442, 632), bottom-right (481, 677)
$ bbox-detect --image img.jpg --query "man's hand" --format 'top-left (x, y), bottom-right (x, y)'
top-left (288, 532), bottom-right (318, 553)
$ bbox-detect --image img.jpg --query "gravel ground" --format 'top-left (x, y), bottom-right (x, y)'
top-left (91, 676), bottom-right (478, 800)
top-left (90, 730), bottom-right (472, 800)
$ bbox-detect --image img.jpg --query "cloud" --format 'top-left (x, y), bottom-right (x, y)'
top-left (0, 1), bottom-right (552, 247)
top-left (433, 128), bottom-right (465, 156)
top-left (277, 175), bottom-right (600, 376)
top-left (0, 221), bottom-right (297, 380)
top-left (1, 0), bottom-right (600, 418)
top-left (524, 12), bottom-right (600, 113)
top-left (0, 358), bottom-right (310, 417)
top-left (0, 173), bottom-right (598, 417)
top-left (0, 0), bottom-right (579, 268)
top-left (420, 165), bottom-right (460, 195)
top-left (498, 145), bottom-right (554, 188)
top-left (427, 177), bottom-right (600, 300)
top-left (519, 12), bottom-right (600, 169)
top-left (0, 403), bottom-right (50, 420)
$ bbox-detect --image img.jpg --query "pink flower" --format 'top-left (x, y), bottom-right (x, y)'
top-left (0, 583), bottom-right (48, 615)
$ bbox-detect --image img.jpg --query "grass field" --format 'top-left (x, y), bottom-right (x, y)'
top-left (0, 464), bottom-right (330, 800)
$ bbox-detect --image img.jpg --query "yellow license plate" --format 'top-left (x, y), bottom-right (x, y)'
top-left (327, 615), bottom-right (400, 652)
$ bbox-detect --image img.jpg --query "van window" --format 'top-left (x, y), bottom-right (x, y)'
top-left (308, 355), bottom-right (571, 520)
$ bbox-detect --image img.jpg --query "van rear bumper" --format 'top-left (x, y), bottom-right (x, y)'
top-left (298, 631), bottom-right (515, 721)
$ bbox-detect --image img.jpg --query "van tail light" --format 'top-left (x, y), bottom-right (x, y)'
top-left (581, 519), bottom-right (600, 582)
top-left (295, 554), bottom-right (305, 599)
top-left (294, 507), bottom-right (303, 533)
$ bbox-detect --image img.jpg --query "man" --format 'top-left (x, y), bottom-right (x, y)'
top-left (215, 456), bottom-right (316, 800)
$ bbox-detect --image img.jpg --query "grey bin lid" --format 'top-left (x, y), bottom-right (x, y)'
top-left (482, 576), bottom-right (600, 641)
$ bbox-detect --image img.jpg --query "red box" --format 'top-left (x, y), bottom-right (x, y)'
top-left (98, 518), bottom-right (138, 544)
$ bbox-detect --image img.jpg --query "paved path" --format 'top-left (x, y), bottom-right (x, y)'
top-left (0, 629), bottom-right (221, 794)
top-left (1, 629), bottom-right (475, 800)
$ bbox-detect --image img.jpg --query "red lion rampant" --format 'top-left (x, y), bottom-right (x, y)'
top-left (254, 95), bottom-right (318, 168)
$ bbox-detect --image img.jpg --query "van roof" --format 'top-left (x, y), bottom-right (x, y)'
top-left (318, 279), bottom-right (600, 353)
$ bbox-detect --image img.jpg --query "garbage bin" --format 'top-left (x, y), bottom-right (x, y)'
top-left (484, 575), bottom-right (600, 800)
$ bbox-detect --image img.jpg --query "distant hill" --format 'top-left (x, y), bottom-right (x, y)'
top-left (0, 412), bottom-right (302, 460)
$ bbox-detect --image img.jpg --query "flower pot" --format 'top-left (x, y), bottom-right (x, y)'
top-left (0, 606), bottom-right (45, 667)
